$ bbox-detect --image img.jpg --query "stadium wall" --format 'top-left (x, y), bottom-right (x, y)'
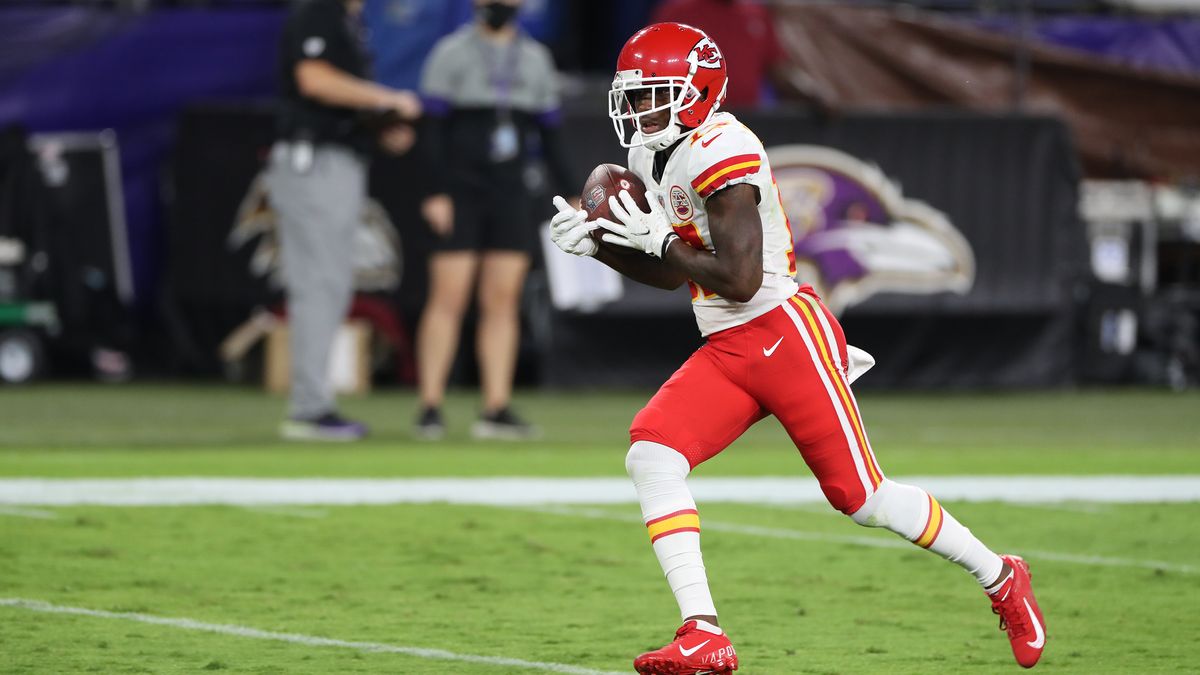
top-left (165, 106), bottom-right (1086, 389)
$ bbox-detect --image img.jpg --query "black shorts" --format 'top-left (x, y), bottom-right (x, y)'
top-left (434, 175), bottom-right (533, 253)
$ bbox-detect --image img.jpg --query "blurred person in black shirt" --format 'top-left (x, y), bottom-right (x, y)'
top-left (412, 0), bottom-right (576, 441)
top-left (270, 0), bottom-right (439, 441)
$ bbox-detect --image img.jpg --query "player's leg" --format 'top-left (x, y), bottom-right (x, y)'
top-left (779, 293), bottom-right (1008, 578)
top-left (850, 482), bottom-right (1045, 667)
top-left (761, 291), bottom-right (1045, 668)
top-left (628, 343), bottom-right (761, 674)
top-left (472, 250), bottom-right (535, 438)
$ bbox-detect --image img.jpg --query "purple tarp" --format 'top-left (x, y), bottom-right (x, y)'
top-left (974, 15), bottom-right (1200, 78)
top-left (0, 8), bottom-right (286, 306)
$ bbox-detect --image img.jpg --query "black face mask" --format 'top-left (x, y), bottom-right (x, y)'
top-left (479, 2), bottom-right (518, 30)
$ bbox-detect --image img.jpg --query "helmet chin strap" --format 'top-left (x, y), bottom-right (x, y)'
top-left (642, 88), bottom-right (718, 151)
top-left (642, 121), bottom-right (686, 151)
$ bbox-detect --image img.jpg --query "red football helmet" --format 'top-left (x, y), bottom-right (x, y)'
top-left (609, 22), bottom-right (729, 151)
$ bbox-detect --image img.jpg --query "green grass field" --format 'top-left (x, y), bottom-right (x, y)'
top-left (1, 385), bottom-right (1198, 674)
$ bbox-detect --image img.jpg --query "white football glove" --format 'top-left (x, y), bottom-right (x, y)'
top-left (549, 195), bottom-right (598, 257)
top-left (603, 190), bottom-right (680, 259)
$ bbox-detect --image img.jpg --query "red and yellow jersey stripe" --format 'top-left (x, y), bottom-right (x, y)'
top-left (645, 508), bottom-right (701, 543)
top-left (687, 280), bottom-right (718, 302)
top-left (691, 153), bottom-right (762, 199)
top-left (669, 221), bottom-right (719, 302)
top-left (672, 220), bottom-right (707, 251)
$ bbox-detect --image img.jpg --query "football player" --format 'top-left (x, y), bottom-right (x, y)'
top-left (549, 22), bottom-right (1047, 674)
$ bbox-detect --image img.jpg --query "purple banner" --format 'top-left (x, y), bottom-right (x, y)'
top-left (974, 15), bottom-right (1200, 78)
top-left (0, 7), bottom-right (286, 306)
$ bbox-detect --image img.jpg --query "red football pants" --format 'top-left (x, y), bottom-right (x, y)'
top-left (630, 287), bottom-right (886, 514)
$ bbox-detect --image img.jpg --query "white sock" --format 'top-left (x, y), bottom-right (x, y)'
top-left (851, 478), bottom-right (1004, 588)
top-left (626, 440), bottom-right (717, 620)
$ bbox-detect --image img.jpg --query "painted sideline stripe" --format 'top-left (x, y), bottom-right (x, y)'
top-left (0, 598), bottom-right (625, 675)
top-left (242, 506), bottom-right (329, 519)
top-left (0, 506), bottom-right (58, 520)
top-left (527, 506), bottom-right (1199, 575)
top-left (1, 476), bottom-right (1200, 505)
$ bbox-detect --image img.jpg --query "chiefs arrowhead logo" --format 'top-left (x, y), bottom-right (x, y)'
top-left (689, 38), bottom-right (722, 70)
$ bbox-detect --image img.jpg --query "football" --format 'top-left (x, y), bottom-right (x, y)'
top-left (580, 164), bottom-right (650, 239)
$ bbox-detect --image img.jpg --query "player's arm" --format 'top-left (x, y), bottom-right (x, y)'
top-left (602, 184), bottom-right (763, 302)
top-left (661, 184), bottom-right (762, 302)
top-left (594, 241), bottom-right (688, 290)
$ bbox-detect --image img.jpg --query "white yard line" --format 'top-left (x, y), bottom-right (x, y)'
top-left (0, 598), bottom-right (625, 675)
top-left (758, 502), bottom-right (843, 517)
top-left (530, 505), bottom-right (911, 549)
top-left (1005, 502), bottom-right (1116, 516)
top-left (1021, 550), bottom-right (1196, 574)
top-left (2, 476), bottom-right (1200, 505)
top-left (2, 477), bottom-right (1195, 574)
top-left (241, 506), bottom-right (329, 519)
top-left (0, 506), bottom-right (58, 520)
top-left (524, 505), bottom-right (1199, 575)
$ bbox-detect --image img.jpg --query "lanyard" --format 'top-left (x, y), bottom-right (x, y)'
top-left (480, 34), bottom-right (521, 114)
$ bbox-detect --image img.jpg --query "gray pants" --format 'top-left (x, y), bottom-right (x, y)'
top-left (266, 142), bottom-right (366, 419)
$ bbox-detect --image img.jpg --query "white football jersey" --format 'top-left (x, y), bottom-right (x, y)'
top-left (628, 112), bottom-right (799, 336)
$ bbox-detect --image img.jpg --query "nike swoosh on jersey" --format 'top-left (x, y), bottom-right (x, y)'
top-left (763, 336), bottom-right (784, 357)
top-left (679, 640), bottom-right (711, 657)
top-left (700, 133), bottom-right (723, 148)
top-left (1025, 598), bottom-right (1045, 649)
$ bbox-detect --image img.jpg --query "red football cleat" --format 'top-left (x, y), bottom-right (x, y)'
top-left (634, 620), bottom-right (738, 674)
top-left (990, 555), bottom-right (1047, 668)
